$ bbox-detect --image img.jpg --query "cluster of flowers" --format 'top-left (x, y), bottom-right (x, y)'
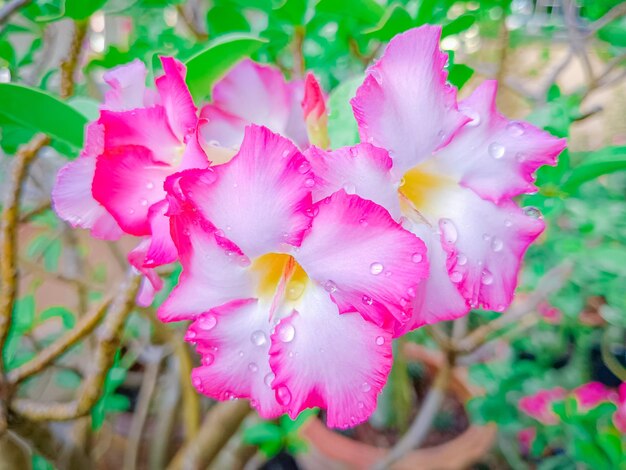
top-left (53, 26), bottom-right (565, 428)
top-left (518, 382), bottom-right (626, 449)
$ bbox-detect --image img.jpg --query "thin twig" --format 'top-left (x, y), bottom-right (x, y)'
top-left (123, 348), bottom-right (163, 470)
top-left (0, 0), bottom-right (31, 26)
top-left (372, 363), bottom-right (451, 470)
top-left (7, 297), bottom-right (112, 385)
top-left (59, 21), bottom-right (88, 99)
top-left (292, 25), bottom-right (306, 78)
top-left (457, 261), bottom-right (573, 353)
top-left (19, 201), bottom-right (51, 223)
top-left (10, 272), bottom-right (141, 421)
top-left (175, 3), bottom-right (207, 41)
top-left (166, 400), bottom-right (251, 470)
top-left (589, 2), bottom-right (626, 33)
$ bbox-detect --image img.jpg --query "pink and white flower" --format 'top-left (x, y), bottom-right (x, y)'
top-left (572, 382), bottom-right (616, 411)
top-left (613, 383), bottom-right (626, 433)
top-left (307, 26), bottom-right (566, 334)
top-left (159, 125), bottom-right (428, 428)
top-left (518, 387), bottom-right (567, 425)
top-left (53, 57), bottom-right (209, 304)
top-left (199, 59), bottom-right (317, 156)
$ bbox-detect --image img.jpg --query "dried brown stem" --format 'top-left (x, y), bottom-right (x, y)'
top-left (7, 297), bottom-right (112, 385)
top-left (176, 3), bottom-right (208, 41)
top-left (19, 201), bottom-right (51, 223)
top-left (166, 400), bottom-right (251, 470)
top-left (60, 21), bottom-right (88, 99)
top-left (10, 272), bottom-right (141, 421)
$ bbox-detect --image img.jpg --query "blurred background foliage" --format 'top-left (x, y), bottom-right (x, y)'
top-left (0, 0), bottom-right (626, 469)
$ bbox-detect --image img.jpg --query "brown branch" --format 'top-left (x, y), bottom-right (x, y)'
top-left (6, 297), bottom-right (112, 385)
top-left (19, 201), bottom-right (51, 223)
top-left (60, 20), bottom-right (88, 99)
top-left (175, 3), bottom-right (208, 41)
top-left (0, 133), bottom-right (51, 376)
top-left (457, 261), bottom-right (573, 353)
top-left (589, 2), bottom-right (626, 33)
top-left (166, 400), bottom-right (251, 470)
top-left (10, 272), bottom-right (141, 421)
top-left (292, 25), bottom-right (306, 78)
top-left (0, 0), bottom-right (31, 26)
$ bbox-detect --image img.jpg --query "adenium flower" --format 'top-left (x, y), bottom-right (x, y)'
top-left (308, 26), bottom-right (566, 334)
top-left (518, 387), bottom-right (567, 425)
top-left (199, 59), bottom-right (323, 156)
top-left (572, 381), bottom-right (616, 411)
top-left (158, 125), bottom-right (428, 428)
top-left (53, 57), bottom-right (209, 304)
top-left (613, 383), bottom-right (626, 433)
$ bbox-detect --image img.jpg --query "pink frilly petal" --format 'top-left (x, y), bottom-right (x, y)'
top-left (102, 59), bottom-right (154, 111)
top-left (614, 383), bottom-right (626, 433)
top-left (269, 284), bottom-right (393, 428)
top-left (295, 190), bottom-right (428, 328)
top-left (306, 143), bottom-right (401, 219)
top-left (156, 57), bottom-right (198, 142)
top-left (351, 25), bottom-right (469, 176)
top-left (572, 382), bottom-right (616, 411)
top-left (189, 298), bottom-right (285, 418)
top-left (434, 81), bottom-right (567, 204)
top-left (200, 59), bottom-right (308, 149)
top-left (173, 125), bottom-right (314, 259)
top-left (518, 387), bottom-right (566, 425)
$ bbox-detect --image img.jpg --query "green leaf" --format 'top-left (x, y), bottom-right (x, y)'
top-left (448, 63), bottom-right (474, 90)
top-left (362, 4), bottom-right (413, 41)
top-left (40, 306), bottom-right (76, 329)
top-left (442, 14), bottom-right (475, 38)
top-left (280, 408), bottom-right (316, 434)
top-left (243, 422), bottom-right (284, 456)
top-left (327, 75), bottom-right (362, 148)
top-left (315, 0), bottom-right (384, 24)
top-left (273, 0), bottom-right (308, 25)
top-left (22, 0), bottom-right (65, 22)
top-left (563, 146), bottom-right (626, 192)
top-left (184, 34), bottom-right (267, 102)
top-left (0, 83), bottom-right (87, 148)
top-left (13, 295), bottom-right (36, 333)
top-left (206, 5), bottom-right (250, 36)
top-left (65, 0), bottom-right (108, 19)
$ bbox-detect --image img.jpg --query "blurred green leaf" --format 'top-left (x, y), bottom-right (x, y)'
top-left (315, 0), bottom-right (384, 24)
top-left (448, 63), bottom-right (474, 90)
top-left (65, 0), bottom-right (108, 19)
top-left (185, 34), bottom-right (266, 101)
top-left (441, 14), bottom-right (475, 38)
top-left (206, 5), bottom-right (250, 36)
top-left (22, 0), bottom-right (64, 22)
top-left (243, 422), bottom-right (284, 457)
top-left (362, 4), bottom-right (413, 41)
top-left (40, 306), bottom-right (76, 329)
top-left (274, 0), bottom-right (308, 25)
top-left (0, 83), bottom-right (87, 149)
top-left (327, 75), bottom-right (362, 148)
top-left (563, 146), bottom-right (626, 192)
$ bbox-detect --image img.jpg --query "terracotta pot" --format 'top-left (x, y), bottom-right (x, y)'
top-left (301, 343), bottom-right (497, 470)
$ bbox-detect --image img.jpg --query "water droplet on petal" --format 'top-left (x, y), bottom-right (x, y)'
top-left (464, 109), bottom-right (481, 127)
top-left (440, 218), bottom-right (458, 244)
top-left (491, 237), bottom-right (503, 252)
top-left (359, 218), bottom-right (368, 227)
top-left (358, 401), bottom-right (365, 409)
top-left (251, 330), bottom-right (267, 346)
top-left (304, 178), bottom-right (315, 188)
top-left (457, 254), bottom-right (468, 266)
top-left (248, 362), bottom-right (258, 373)
top-left (488, 142), bottom-right (505, 159)
top-left (450, 271), bottom-right (463, 283)
top-left (197, 314), bottom-right (217, 331)
top-left (482, 233), bottom-right (491, 242)
top-left (515, 152), bottom-right (527, 162)
top-left (361, 382), bottom-right (371, 392)
top-left (185, 330), bottom-right (197, 341)
top-left (287, 282), bottom-right (305, 300)
top-left (277, 323), bottom-right (295, 343)
top-left (343, 182), bottom-right (356, 194)
top-left (192, 376), bottom-right (202, 388)
top-left (412, 253), bottom-right (423, 263)
top-left (264, 372), bottom-right (275, 387)
top-left (282, 150), bottom-right (290, 158)
top-left (407, 287), bottom-right (416, 297)
top-left (238, 351), bottom-right (244, 357)
top-left (305, 206), bottom-right (319, 218)
top-left (146, 181), bottom-right (154, 189)
top-left (369, 262), bottom-right (384, 275)
top-left (129, 208), bottom-right (136, 215)
top-left (324, 280), bottom-right (337, 293)
top-left (524, 206), bottom-right (542, 219)
top-left (208, 140), bottom-right (220, 147)
top-left (375, 336), bottom-right (385, 346)
top-left (504, 219), bottom-right (513, 227)
top-left (298, 161), bottom-right (311, 174)
top-left (506, 121), bottom-right (524, 136)
top-left (481, 270), bottom-right (494, 285)
top-left (276, 386), bottom-right (292, 405)
top-left (202, 354), bottom-right (214, 366)
top-left (362, 295), bottom-right (373, 306)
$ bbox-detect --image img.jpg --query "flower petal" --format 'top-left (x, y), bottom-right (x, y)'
top-left (201, 60), bottom-right (308, 148)
top-left (173, 125), bottom-right (314, 259)
top-left (395, 225), bottom-right (469, 335)
top-left (269, 284), bottom-right (392, 428)
top-left (156, 57), bottom-right (197, 141)
top-left (351, 26), bottom-right (468, 175)
top-left (189, 298), bottom-right (285, 418)
top-left (52, 123), bottom-right (123, 240)
top-left (92, 145), bottom-right (172, 236)
top-left (306, 143), bottom-right (401, 218)
top-left (99, 106), bottom-right (182, 165)
top-left (102, 59), bottom-right (151, 111)
top-left (429, 185), bottom-right (545, 311)
top-left (435, 81), bottom-right (566, 203)
top-left (199, 105), bottom-right (248, 150)
top-left (157, 197), bottom-right (254, 322)
top-left (295, 190), bottom-right (428, 327)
